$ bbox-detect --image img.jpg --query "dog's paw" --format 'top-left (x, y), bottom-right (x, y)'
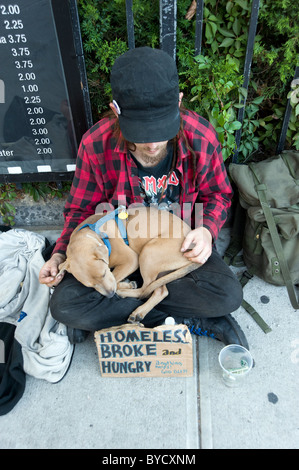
top-left (127, 314), bottom-right (137, 323)
top-left (117, 280), bottom-right (138, 290)
top-left (130, 280), bottom-right (138, 289)
top-left (127, 308), bottom-right (144, 324)
top-left (127, 316), bottom-right (143, 325)
top-left (116, 289), bottom-right (126, 299)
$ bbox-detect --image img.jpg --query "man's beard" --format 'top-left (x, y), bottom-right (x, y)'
top-left (137, 145), bottom-right (167, 167)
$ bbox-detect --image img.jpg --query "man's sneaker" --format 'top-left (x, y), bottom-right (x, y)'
top-left (67, 327), bottom-right (89, 345)
top-left (184, 314), bottom-right (249, 349)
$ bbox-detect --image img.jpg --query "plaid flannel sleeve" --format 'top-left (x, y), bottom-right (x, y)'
top-left (53, 138), bottom-right (105, 255)
top-left (199, 146), bottom-right (232, 241)
top-left (184, 112), bottom-right (233, 240)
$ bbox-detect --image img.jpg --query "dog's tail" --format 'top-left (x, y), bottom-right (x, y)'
top-left (140, 262), bottom-right (199, 299)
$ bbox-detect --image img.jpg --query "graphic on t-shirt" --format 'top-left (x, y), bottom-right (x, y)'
top-left (130, 142), bottom-right (180, 208)
top-left (139, 170), bottom-right (180, 206)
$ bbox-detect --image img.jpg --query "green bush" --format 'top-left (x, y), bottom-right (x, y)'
top-left (1, 0), bottom-right (297, 225)
top-left (78, 0), bottom-right (299, 162)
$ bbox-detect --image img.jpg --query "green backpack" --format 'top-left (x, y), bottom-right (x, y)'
top-left (226, 151), bottom-right (299, 332)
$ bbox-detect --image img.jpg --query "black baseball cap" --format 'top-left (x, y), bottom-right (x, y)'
top-left (110, 47), bottom-right (180, 143)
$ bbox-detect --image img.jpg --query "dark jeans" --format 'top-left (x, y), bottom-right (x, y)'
top-left (50, 248), bottom-right (243, 331)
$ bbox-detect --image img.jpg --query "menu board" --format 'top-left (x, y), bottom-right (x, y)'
top-left (0, 0), bottom-right (92, 182)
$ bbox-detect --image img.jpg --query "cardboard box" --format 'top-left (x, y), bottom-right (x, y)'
top-left (94, 323), bottom-right (193, 378)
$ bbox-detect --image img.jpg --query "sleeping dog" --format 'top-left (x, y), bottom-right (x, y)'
top-left (58, 206), bottom-right (199, 323)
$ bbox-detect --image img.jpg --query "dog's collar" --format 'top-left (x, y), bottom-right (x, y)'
top-left (77, 206), bottom-right (129, 256)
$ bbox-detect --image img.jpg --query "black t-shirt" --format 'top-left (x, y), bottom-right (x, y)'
top-left (130, 142), bottom-right (180, 209)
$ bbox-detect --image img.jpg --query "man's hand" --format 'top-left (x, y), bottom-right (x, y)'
top-left (39, 253), bottom-right (66, 287)
top-left (181, 227), bottom-right (212, 264)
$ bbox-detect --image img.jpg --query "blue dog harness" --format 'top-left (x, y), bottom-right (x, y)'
top-left (77, 206), bottom-right (129, 256)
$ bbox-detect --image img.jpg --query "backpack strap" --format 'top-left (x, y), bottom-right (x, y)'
top-left (223, 199), bottom-right (246, 267)
top-left (248, 164), bottom-right (299, 309)
top-left (281, 152), bottom-right (298, 181)
top-left (223, 241), bottom-right (244, 267)
top-left (237, 269), bottom-right (272, 333)
top-left (224, 198), bottom-right (272, 333)
top-left (241, 299), bottom-right (272, 334)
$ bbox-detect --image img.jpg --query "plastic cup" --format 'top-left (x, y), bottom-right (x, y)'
top-left (218, 344), bottom-right (253, 387)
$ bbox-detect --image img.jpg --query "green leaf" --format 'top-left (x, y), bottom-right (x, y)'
top-left (197, 63), bottom-right (209, 70)
top-left (194, 54), bottom-right (206, 63)
top-left (232, 18), bottom-right (241, 36)
top-left (239, 87), bottom-right (248, 98)
top-left (222, 147), bottom-right (230, 161)
top-left (218, 27), bottom-right (235, 38)
top-left (235, 0), bottom-right (250, 10)
top-left (226, 1), bottom-right (234, 14)
top-left (211, 40), bottom-right (218, 54)
top-left (252, 95), bottom-right (264, 105)
top-left (209, 21), bottom-right (217, 36)
top-left (218, 132), bottom-right (225, 144)
top-left (244, 141), bottom-right (253, 151)
top-left (3, 201), bottom-right (16, 213)
top-left (205, 23), bottom-right (213, 42)
top-left (227, 133), bottom-right (235, 146)
top-left (218, 113), bottom-right (225, 127)
top-left (219, 37), bottom-right (235, 48)
top-left (229, 121), bottom-right (242, 131)
top-left (209, 15), bottom-right (219, 22)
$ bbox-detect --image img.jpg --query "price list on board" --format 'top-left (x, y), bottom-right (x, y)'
top-left (0, 0), bottom-right (89, 180)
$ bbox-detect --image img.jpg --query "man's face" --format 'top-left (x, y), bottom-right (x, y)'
top-left (131, 141), bottom-right (168, 167)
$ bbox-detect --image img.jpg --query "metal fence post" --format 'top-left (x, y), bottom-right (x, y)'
top-left (233, 0), bottom-right (260, 163)
top-left (276, 66), bottom-right (299, 155)
top-left (160, 0), bottom-right (177, 60)
top-left (125, 0), bottom-right (135, 50)
top-left (70, 0), bottom-right (93, 129)
top-left (194, 0), bottom-right (204, 57)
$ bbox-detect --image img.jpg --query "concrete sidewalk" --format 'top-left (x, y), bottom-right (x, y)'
top-left (199, 229), bottom-right (299, 449)
top-left (198, 278), bottom-right (299, 449)
top-left (0, 225), bottom-right (298, 449)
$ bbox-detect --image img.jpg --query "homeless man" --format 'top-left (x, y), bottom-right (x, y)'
top-left (39, 47), bottom-right (248, 348)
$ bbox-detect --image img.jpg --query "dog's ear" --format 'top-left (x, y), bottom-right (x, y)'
top-left (94, 243), bottom-right (109, 257)
top-left (94, 245), bottom-right (109, 265)
top-left (58, 259), bottom-right (70, 274)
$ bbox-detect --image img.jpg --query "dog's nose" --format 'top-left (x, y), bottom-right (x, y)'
top-left (106, 290), bottom-right (116, 298)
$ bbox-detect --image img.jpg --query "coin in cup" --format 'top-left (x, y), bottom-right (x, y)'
top-left (218, 344), bottom-right (253, 387)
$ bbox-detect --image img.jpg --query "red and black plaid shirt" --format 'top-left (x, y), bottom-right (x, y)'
top-left (53, 109), bottom-right (233, 255)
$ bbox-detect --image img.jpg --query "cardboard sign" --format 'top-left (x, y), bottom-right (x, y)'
top-left (94, 323), bottom-right (193, 378)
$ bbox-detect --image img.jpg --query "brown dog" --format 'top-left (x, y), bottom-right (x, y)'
top-left (58, 206), bottom-right (199, 323)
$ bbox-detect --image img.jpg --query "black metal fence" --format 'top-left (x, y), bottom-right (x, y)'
top-left (0, 0), bottom-right (296, 184)
top-left (125, 0), bottom-right (298, 162)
